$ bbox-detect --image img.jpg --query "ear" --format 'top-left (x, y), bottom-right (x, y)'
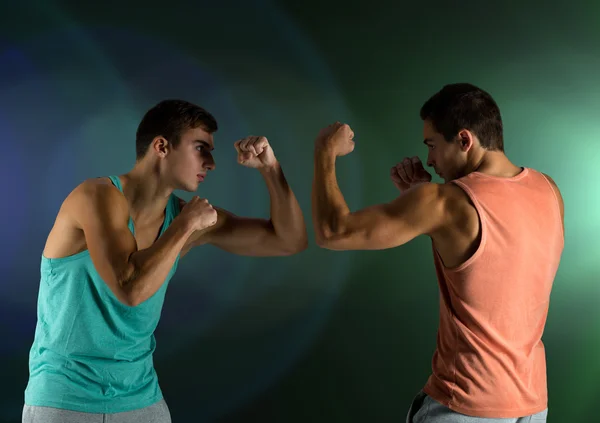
top-left (151, 136), bottom-right (170, 158)
top-left (457, 129), bottom-right (474, 152)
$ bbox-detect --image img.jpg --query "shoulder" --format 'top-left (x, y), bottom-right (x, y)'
top-left (386, 182), bottom-right (468, 234)
top-left (535, 170), bottom-right (564, 210)
top-left (540, 172), bottom-right (563, 196)
top-left (406, 182), bottom-right (467, 211)
top-left (413, 182), bottom-right (477, 231)
top-left (71, 177), bottom-right (126, 205)
top-left (540, 172), bottom-right (564, 220)
top-left (65, 178), bottom-right (129, 225)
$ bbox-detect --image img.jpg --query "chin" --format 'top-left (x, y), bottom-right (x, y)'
top-left (179, 182), bottom-right (198, 192)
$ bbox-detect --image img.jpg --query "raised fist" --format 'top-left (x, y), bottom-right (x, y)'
top-left (234, 136), bottom-right (277, 169)
top-left (390, 156), bottom-right (432, 192)
top-left (315, 122), bottom-right (355, 157)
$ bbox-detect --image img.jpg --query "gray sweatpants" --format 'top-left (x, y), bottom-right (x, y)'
top-left (406, 391), bottom-right (548, 423)
top-left (22, 399), bottom-right (171, 423)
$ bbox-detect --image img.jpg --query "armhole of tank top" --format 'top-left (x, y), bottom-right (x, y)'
top-left (163, 195), bottom-right (180, 230)
top-left (171, 194), bottom-right (181, 217)
top-left (105, 175), bottom-right (120, 191)
top-left (444, 180), bottom-right (488, 272)
top-left (168, 195), bottom-right (182, 264)
top-left (539, 172), bottom-right (565, 241)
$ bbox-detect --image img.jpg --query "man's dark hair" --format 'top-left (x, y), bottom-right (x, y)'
top-left (420, 83), bottom-right (504, 151)
top-left (135, 99), bottom-right (218, 159)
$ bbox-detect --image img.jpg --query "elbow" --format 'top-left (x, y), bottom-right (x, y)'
top-left (296, 230), bottom-right (310, 252)
top-left (315, 236), bottom-right (329, 249)
top-left (315, 224), bottom-right (361, 251)
top-left (279, 235), bottom-right (309, 256)
top-left (315, 229), bottom-right (343, 250)
top-left (298, 236), bottom-right (309, 252)
top-left (313, 216), bottom-right (349, 250)
top-left (117, 265), bottom-right (143, 307)
top-left (123, 294), bottom-right (142, 307)
top-left (118, 281), bottom-right (143, 307)
top-left (315, 235), bottom-right (339, 250)
top-left (314, 230), bottom-right (327, 248)
top-left (115, 282), bottom-right (142, 307)
top-left (270, 222), bottom-right (308, 256)
top-left (119, 283), bottom-right (148, 307)
top-left (291, 236), bottom-right (309, 254)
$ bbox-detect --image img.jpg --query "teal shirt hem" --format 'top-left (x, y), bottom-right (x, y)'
top-left (24, 390), bottom-right (164, 414)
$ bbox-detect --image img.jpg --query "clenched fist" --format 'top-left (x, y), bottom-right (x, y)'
top-left (315, 122), bottom-right (355, 157)
top-left (179, 196), bottom-right (218, 232)
top-left (234, 136), bottom-right (277, 169)
top-left (390, 156), bottom-right (432, 192)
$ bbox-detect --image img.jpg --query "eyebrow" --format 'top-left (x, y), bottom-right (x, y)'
top-left (194, 140), bottom-right (214, 150)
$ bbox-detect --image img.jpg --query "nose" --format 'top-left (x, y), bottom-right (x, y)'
top-left (203, 155), bottom-right (216, 171)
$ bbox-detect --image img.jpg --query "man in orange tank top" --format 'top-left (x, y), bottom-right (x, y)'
top-left (311, 83), bottom-right (564, 422)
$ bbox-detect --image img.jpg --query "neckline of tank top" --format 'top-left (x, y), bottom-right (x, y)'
top-left (467, 167), bottom-right (529, 181)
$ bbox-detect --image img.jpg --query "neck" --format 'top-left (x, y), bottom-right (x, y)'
top-left (120, 159), bottom-right (173, 224)
top-left (469, 150), bottom-right (521, 177)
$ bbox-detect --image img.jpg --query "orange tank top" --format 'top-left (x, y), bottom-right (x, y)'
top-left (422, 167), bottom-right (564, 418)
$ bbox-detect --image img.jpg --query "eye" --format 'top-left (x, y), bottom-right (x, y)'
top-left (196, 145), bottom-right (205, 152)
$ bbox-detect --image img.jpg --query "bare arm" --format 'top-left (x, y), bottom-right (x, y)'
top-left (312, 149), bottom-right (448, 250)
top-left (71, 181), bottom-right (194, 306)
top-left (183, 163), bottom-right (308, 257)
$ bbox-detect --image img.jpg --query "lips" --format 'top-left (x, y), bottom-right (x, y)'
top-left (197, 174), bottom-right (205, 182)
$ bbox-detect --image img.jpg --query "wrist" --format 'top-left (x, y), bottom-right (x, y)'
top-left (315, 138), bottom-right (336, 155)
top-left (259, 161), bottom-right (282, 175)
top-left (174, 215), bottom-right (196, 238)
top-left (315, 148), bottom-right (336, 169)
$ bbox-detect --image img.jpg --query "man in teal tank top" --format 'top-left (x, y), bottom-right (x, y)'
top-left (23, 100), bottom-right (308, 423)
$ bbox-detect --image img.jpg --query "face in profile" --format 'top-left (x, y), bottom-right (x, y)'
top-left (164, 126), bottom-right (216, 191)
top-left (422, 119), bottom-right (470, 182)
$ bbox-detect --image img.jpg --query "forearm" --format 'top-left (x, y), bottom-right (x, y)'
top-left (120, 218), bottom-right (193, 306)
top-left (312, 150), bottom-right (351, 241)
top-left (260, 162), bottom-right (307, 250)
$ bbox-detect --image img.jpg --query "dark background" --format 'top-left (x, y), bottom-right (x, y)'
top-left (1, 0), bottom-right (598, 421)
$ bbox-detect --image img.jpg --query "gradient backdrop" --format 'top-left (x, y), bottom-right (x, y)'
top-left (1, 1), bottom-right (598, 422)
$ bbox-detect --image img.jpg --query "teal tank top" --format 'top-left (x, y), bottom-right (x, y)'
top-left (25, 176), bottom-right (181, 413)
